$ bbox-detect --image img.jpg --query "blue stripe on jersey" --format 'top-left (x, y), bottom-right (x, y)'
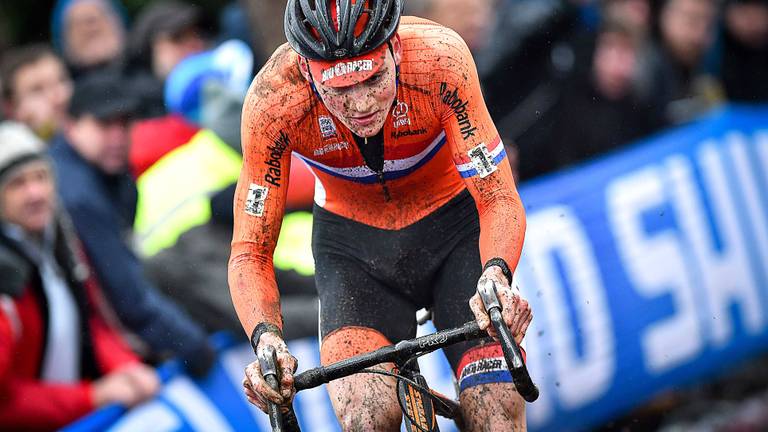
top-left (458, 147), bottom-right (508, 178)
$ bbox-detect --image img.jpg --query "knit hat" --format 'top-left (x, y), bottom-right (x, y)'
top-left (0, 122), bottom-right (48, 186)
top-left (164, 39), bottom-right (254, 124)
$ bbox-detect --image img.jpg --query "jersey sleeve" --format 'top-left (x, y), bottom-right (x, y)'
top-left (434, 30), bottom-right (526, 273)
top-left (229, 84), bottom-right (294, 336)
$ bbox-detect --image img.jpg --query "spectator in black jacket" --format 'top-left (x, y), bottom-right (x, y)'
top-left (719, 0), bottom-right (768, 102)
top-left (650, 0), bottom-right (723, 123)
top-left (48, 72), bottom-right (214, 376)
top-left (531, 18), bottom-right (666, 176)
top-left (125, 0), bottom-right (207, 119)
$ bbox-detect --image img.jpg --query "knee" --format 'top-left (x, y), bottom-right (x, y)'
top-left (337, 399), bottom-right (401, 432)
top-left (460, 383), bottom-right (526, 431)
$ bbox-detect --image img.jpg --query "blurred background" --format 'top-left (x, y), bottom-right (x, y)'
top-left (0, 0), bottom-right (767, 431)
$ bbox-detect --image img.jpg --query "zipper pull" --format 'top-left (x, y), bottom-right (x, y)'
top-left (377, 170), bottom-right (391, 202)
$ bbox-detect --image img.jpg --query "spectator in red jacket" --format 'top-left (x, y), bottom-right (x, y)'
top-left (0, 121), bottom-right (159, 431)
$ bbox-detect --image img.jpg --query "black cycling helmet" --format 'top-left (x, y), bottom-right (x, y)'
top-left (284, 0), bottom-right (404, 60)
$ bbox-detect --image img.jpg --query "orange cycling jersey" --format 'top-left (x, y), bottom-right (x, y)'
top-left (230, 17), bottom-right (526, 332)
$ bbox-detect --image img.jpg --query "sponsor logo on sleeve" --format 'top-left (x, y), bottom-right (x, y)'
top-left (318, 116), bottom-right (338, 139)
top-left (439, 82), bottom-right (477, 140)
top-left (468, 142), bottom-right (498, 178)
top-left (244, 183), bottom-right (268, 216)
top-left (321, 59), bottom-right (374, 83)
top-left (264, 131), bottom-right (290, 187)
top-left (392, 100), bottom-right (411, 128)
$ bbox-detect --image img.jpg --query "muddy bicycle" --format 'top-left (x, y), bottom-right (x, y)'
top-left (258, 280), bottom-right (539, 432)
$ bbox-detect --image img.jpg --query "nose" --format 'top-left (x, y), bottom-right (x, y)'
top-left (348, 87), bottom-right (376, 113)
top-left (24, 177), bottom-right (51, 202)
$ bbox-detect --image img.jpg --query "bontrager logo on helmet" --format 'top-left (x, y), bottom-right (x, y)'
top-left (321, 60), bottom-right (374, 83)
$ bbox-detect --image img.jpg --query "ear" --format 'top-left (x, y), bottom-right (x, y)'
top-left (391, 34), bottom-right (403, 66)
top-left (297, 56), bottom-right (312, 82)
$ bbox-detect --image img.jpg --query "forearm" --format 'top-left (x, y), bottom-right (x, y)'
top-left (228, 246), bottom-right (283, 336)
top-left (477, 187), bottom-right (526, 271)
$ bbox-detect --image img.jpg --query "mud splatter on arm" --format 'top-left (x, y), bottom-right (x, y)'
top-left (435, 28), bottom-right (526, 271)
top-left (228, 79), bottom-right (294, 337)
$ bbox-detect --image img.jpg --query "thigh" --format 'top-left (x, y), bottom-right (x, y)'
top-left (314, 248), bottom-right (418, 343)
top-left (430, 225), bottom-right (491, 371)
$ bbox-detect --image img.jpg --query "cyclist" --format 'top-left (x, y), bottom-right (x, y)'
top-left (231, 1), bottom-right (533, 430)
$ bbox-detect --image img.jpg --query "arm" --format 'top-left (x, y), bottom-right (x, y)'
top-left (231, 85), bottom-right (302, 414)
top-left (438, 31), bottom-right (526, 272)
top-left (228, 87), bottom-right (292, 337)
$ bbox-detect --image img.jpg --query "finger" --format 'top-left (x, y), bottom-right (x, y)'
top-left (243, 386), bottom-right (257, 401)
top-left (469, 295), bottom-right (490, 330)
top-left (519, 300), bottom-right (532, 335)
top-left (509, 299), bottom-right (528, 336)
top-left (517, 310), bottom-right (533, 344)
top-left (247, 393), bottom-right (268, 413)
top-left (278, 356), bottom-right (297, 399)
top-left (245, 365), bottom-right (283, 404)
top-left (500, 290), bottom-right (519, 328)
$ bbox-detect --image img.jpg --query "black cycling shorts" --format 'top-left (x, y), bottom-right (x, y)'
top-left (312, 189), bottom-right (492, 371)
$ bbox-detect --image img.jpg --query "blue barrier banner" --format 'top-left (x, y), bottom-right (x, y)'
top-left (64, 105), bottom-right (768, 431)
top-left (519, 105), bottom-right (768, 431)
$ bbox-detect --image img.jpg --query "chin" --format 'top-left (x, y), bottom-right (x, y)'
top-left (23, 216), bottom-right (51, 234)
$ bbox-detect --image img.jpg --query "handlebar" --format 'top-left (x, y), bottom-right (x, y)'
top-left (258, 346), bottom-right (301, 432)
top-left (258, 279), bottom-right (539, 431)
top-left (477, 279), bottom-right (539, 402)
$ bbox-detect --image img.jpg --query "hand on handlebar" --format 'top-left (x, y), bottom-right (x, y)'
top-left (243, 332), bottom-right (298, 413)
top-left (468, 266), bottom-right (532, 344)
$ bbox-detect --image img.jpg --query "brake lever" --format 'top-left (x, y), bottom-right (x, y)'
top-left (477, 279), bottom-right (539, 402)
top-left (258, 345), bottom-right (285, 431)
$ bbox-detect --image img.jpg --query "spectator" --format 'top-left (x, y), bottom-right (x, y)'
top-left (602, 0), bottom-right (652, 35)
top-left (540, 18), bottom-right (666, 174)
top-left (719, 0), bottom-right (768, 101)
top-left (50, 0), bottom-right (127, 78)
top-left (651, 0), bottom-right (723, 123)
top-left (49, 72), bottom-right (214, 376)
top-left (135, 45), bottom-right (318, 339)
top-left (0, 44), bottom-right (73, 141)
top-left (0, 122), bottom-right (158, 431)
top-left (412, 0), bottom-right (495, 53)
top-left (126, 0), bottom-right (207, 118)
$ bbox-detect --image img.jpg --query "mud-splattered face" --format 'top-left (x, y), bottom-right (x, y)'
top-left (313, 51), bottom-right (398, 138)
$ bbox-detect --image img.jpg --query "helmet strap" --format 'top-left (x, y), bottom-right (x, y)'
top-left (386, 40), bottom-right (401, 108)
top-left (387, 40), bottom-right (400, 90)
top-left (302, 57), bottom-right (325, 102)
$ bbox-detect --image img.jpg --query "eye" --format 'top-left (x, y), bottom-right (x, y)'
top-left (369, 73), bottom-right (384, 83)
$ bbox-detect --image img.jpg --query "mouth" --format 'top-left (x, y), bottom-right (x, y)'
top-left (349, 111), bottom-right (380, 127)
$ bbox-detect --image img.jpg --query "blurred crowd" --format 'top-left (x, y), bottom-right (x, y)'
top-left (0, 0), bottom-right (766, 430)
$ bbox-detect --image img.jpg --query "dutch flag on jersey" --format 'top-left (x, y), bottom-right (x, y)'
top-left (454, 136), bottom-right (507, 179)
